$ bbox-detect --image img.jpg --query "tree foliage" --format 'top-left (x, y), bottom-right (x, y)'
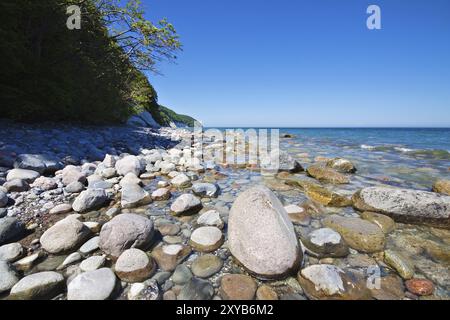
top-left (0, 0), bottom-right (182, 124)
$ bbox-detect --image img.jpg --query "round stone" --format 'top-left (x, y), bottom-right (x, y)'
top-left (9, 271), bottom-right (64, 300)
top-left (189, 227), bottom-right (224, 252)
top-left (115, 248), bottom-right (155, 283)
top-left (405, 279), bottom-right (434, 296)
top-left (172, 264), bottom-right (193, 285)
top-left (49, 203), bottom-right (72, 215)
top-left (191, 254), bottom-right (223, 278)
top-left (68, 268), bottom-right (117, 300)
top-left (0, 261), bottom-right (19, 293)
top-left (170, 194), bottom-right (203, 216)
top-left (256, 285), bottom-right (278, 300)
top-left (151, 188), bottom-right (171, 201)
top-left (220, 274), bottom-right (257, 300)
top-left (151, 244), bottom-right (191, 272)
top-left (0, 242), bottom-right (24, 262)
top-left (80, 255), bottom-right (106, 272)
top-left (302, 228), bottom-right (349, 258)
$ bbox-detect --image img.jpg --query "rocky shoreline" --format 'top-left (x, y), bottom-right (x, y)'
top-left (1, 123), bottom-right (449, 300)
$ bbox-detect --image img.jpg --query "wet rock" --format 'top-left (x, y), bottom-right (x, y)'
top-left (0, 190), bottom-right (7, 208)
top-left (9, 271), bottom-right (64, 300)
top-left (120, 184), bottom-right (152, 208)
top-left (49, 203), bottom-right (72, 215)
top-left (432, 180), bottom-right (450, 195)
top-left (170, 194), bottom-right (203, 216)
top-left (192, 183), bottom-right (219, 198)
top-left (326, 158), bottom-right (357, 173)
top-left (256, 285), bottom-right (278, 300)
top-left (40, 216), bottom-right (91, 254)
top-left (127, 279), bottom-right (160, 300)
top-left (197, 210), bottom-right (224, 229)
top-left (220, 274), bottom-right (257, 300)
top-left (278, 152), bottom-right (304, 173)
top-left (0, 217), bottom-right (26, 245)
top-left (191, 254), bottom-right (223, 278)
top-left (14, 154), bottom-right (62, 174)
top-left (13, 252), bottom-right (43, 272)
top-left (384, 249), bottom-right (414, 279)
top-left (360, 211), bottom-right (395, 233)
top-left (151, 188), bottom-right (171, 201)
top-left (67, 268), bottom-right (117, 300)
top-left (323, 215), bottom-right (385, 253)
top-left (352, 187), bottom-right (450, 228)
top-left (306, 165), bottom-right (350, 184)
top-left (178, 278), bottom-right (214, 300)
top-left (115, 155), bottom-right (142, 176)
top-left (285, 178), bottom-right (351, 207)
top-left (298, 265), bottom-right (371, 300)
top-left (79, 255), bottom-right (105, 272)
top-left (151, 244), bottom-right (191, 272)
top-left (405, 279), bottom-right (434, 296)
top-left (228, 186), bottom-right (301, 279)
top-left (189, 226), bottom-right (224, 252)
top-left (72, 188), bottom-right (108, 213)
top-left (302, 228), bottom-right (349, 258)
top-left (99, 214), bottom-right (154, 258)
top-left (172, 264), bottom-right (193, 285)
top-left (370, 274), bottom-right (405, 300)
top-left (0, 261), bottom-right (18, 293)
top-left (6, 168), bottom-right (40, 183)
top-left (3, 179), bottom-right (29, 192)
top-left (171, 173), bottom-right (191, 188)
top-left (115, 248), bottom-right (155, 283)
top-left (0, 242), bottom-right (24, 262)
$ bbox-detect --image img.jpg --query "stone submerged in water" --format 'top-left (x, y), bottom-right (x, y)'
top-left (384, 249), bottom-right (415, 280)
top-left (228, 186), bottom-right (301, 279)
top-left (284, 178), bottom-right (352, 207)
top-left (40, 216), bottom-right (91, 254)
top-left (306, 164), bottom-right (350, 184)
top-left (220, 274), bottom-right (257, 300)
top-left (297, 264), bottom-right (371, 300)
top-left (302, 228), bottom-right (349, 258)
top-left (178, 277), bottom-right (214, 300)
top-left (352, 187), bottom-right (450, 228)
top-left (72, 188), bottom-right (108, 213)
top-left (67, 268), bottom-right (117, 300)
top-left (9, 271), bottom-right (64, 300)
top-left (99, 214), bottom-right (154, 258)
top-left (323, 214), bottom-right (385, 253)
top-left (432, 180), bottom-right (450, 196)
top-left (360, 211), bottom-right (395, 234)
top-left (405, 278), bottom-right (434, 296)
top-left (191, 254), bottom-right (223, 278)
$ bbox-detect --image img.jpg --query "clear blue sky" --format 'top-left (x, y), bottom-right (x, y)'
top-left (144, 0), bottom-right (450, 127)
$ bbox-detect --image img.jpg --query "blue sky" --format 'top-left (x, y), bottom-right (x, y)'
top-left (144, 0), bottom-right (450, 127)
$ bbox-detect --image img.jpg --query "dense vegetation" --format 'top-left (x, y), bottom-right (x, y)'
top-left (0, 0), bottom-right (192, 126)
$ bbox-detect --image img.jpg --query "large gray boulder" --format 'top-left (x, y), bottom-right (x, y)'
top-left (353, 187), bottom-right (450, 228)
top-left (6, 169), bottom-right (40, 183)
top-left (115, 155), bottom-right (142, 177)
top-left (99, 214), bottom-right (154, 258)
top-left (228, 186), bottom-right (302, 279)
top-left (67, 268), bottom-right (117, 300)
top-left (72, 188), bottom-right (108, 213)
top-left (0, 217), bottom-right (26, 245)
top-left (40, 216), bottom-right (91, 254)
top-left (9, 271), bottom-right (64, 300)
top-left (14, 154), bottom-right (63, 174)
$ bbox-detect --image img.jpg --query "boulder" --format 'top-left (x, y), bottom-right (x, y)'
top-left (115, 155), bottom-right (142, 176)
top-left (14, 154), bottom-right (62, 174)
top-left (306, 164), bottom-right (349, 184)
top-left (99, 214), bottom-right (154, 258)
top-left (0, 217), bottom-right (26, 245)
top-left (220, 274), bottom-right (257, 300)
top-left (40, 216), bottom-right (91, 254)
top-left (9, 271), bottom-right (64, 300)
top-left (6, 168), bottom-right (40, 183)
top-left (114, 248), bottom-right (155, 282)
top-left (326, 158), bottom-right (357, 173)
top-left (61, 166), bottom-right (86, 186)
top-left (192, 183), bottom-right (219, 198)
top-left (72, 188), bottom-right (108, 213)
top-left (120, 184), bottom-right (152, 208)
top-left (432, 180), bottom-right (450, 196)
top-left (302, 228), bottom-right (349, 258)
top-left (170, 173), bottom-right (191, 188)
top-left (67, 268), bottom-right (117, 300)
top-left (228, 186), bottom-right (301, 279)
top-left (323, 214), bottom-right (385, 253)
top-left (31, 176), bottom-right (57, 191)
top-left (170, 194), bottom-right (203, 216)
top-left (189, 226), bottom-right (224, 252)
top-left (3, 179), bottom-right (30, 192)
top-left (353, 187), bottom-right (450, 228)
top-left (0, 242), bottom-right (24, 262)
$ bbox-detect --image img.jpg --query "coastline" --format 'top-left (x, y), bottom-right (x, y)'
top-left (0, 122), bottom-right (449, 300)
